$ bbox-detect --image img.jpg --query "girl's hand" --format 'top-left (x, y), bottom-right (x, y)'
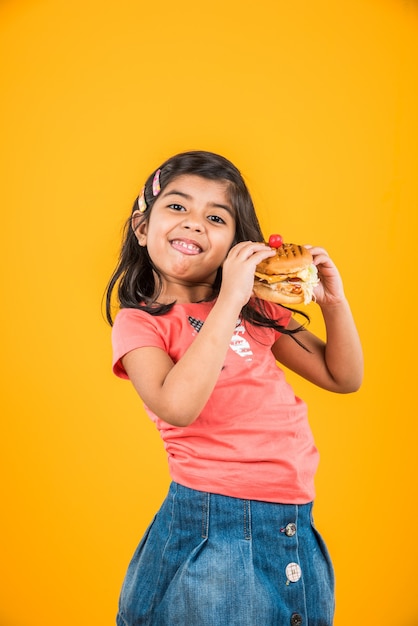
top-left (220, 241), bottom-right (275, 307)
top-left (274, 245), bottom-right (363, 394)
top-left (305, 245), bottom-right (346, 306)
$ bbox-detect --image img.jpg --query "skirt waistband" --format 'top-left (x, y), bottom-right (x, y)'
top-left (169, 482), bottom-right (314, 542)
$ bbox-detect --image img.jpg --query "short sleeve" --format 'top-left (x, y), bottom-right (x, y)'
top-left (253, 299), bottom-right (293, 339)
top-left (265, 301), bottom-right (292, 325)
top-left (111, 308), bottom-right (166, 379)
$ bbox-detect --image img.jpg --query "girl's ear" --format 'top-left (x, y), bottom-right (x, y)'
top-left (131, 210), bottom-right (148, 246)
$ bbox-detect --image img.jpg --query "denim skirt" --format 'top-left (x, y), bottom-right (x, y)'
top-left (116, 482), bottom-right (335, 626)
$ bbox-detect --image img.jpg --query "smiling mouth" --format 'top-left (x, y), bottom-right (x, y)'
top-left (171, 239), bottom-right (202, 254)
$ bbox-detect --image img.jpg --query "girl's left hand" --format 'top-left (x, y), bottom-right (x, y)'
top-left (305, 245), bottom-right (346, 306)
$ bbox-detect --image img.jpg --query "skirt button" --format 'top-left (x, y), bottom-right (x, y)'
top-left (285, 562), bottom-right (302, 583)
top-left (285, 522), bottom-right (297, 537)
top-left (290, 613), bottom-right (303, 626)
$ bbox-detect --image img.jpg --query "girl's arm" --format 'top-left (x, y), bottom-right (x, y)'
top-left (121, 241), bottom-right (275, 427)
top-left (272, 246), bottom-right (364, 393)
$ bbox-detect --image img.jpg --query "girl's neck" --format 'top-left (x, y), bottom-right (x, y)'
top-left (156, 282), bottom-right (216, 305)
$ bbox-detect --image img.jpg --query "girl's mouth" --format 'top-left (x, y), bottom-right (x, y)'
top-left (170, 239), bottom-right (202, 255)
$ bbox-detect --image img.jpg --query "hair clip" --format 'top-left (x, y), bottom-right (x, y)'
top-left (137, 186), bottom-right (147, 213)
top-left (152, 169), bottom-right (161, 196)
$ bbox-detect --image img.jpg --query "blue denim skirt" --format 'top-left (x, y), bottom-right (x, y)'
top-left (116, 482), bottom-right (335, 626)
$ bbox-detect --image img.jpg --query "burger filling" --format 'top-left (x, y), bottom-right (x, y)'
top-left (254, 264), bottom-right (319, 304)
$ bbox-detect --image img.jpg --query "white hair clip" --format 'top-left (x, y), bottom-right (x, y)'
top-left (137, 186), bottom-right (147, 213)
top-left (152, 169), bottom-right (161, 196)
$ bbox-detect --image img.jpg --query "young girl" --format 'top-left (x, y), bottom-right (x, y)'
top-left (106, 150), bottom-right (363, 626)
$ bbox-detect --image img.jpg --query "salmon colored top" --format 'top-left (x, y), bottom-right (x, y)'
top-left (112, 300), bottom-right (319, 504)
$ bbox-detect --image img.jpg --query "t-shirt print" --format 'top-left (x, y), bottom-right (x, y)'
top-left (188, 316), bottom-right (253, 361)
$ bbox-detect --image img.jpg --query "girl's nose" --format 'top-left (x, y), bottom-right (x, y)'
top-left (182, 217), bottom-right (204, 232)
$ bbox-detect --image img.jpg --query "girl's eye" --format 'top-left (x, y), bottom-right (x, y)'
top-left (208, 215), bottom-right (226, 224)
top-left (168, 203), bottom-right (185, 211)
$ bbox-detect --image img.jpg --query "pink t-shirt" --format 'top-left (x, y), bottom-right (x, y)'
top-left (112, 300), bottom-right (319, 504)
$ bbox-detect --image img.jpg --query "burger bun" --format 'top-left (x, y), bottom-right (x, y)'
top-left (254, 243), bottom-right (319, 305)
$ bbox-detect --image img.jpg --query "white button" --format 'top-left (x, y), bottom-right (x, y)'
top-left (285, 522), bottom-right (297, 537)
top-left (285, 562), bottom-right (302, 583)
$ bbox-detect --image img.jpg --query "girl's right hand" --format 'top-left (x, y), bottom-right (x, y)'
top-left (220, 241), bottom-right (275, 307)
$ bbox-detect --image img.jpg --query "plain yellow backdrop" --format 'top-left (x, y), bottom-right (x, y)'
top-left (1, 0), bottom-right (417, 624)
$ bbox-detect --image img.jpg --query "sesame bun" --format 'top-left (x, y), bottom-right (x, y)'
top-left (256, 243), bottom-right (313, 276)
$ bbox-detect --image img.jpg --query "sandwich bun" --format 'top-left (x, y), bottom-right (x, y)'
top-left (254, 243), bottom-right (319, 305)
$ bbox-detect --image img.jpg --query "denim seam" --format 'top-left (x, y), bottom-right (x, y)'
top-left (243, 499), bottom-right (251, 540)
top-left (201, 492), bottom-right (210, 538)
top-left (295, 504), bottom-right (308, 621)
top-left (146, 483), bottom-right (178, 624)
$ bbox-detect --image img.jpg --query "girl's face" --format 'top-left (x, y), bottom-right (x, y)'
top-left (133, 174), bottom-right (236, 300)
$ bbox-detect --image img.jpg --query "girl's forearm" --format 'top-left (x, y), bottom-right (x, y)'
top-left (156, 294), bottom-right (243, 425)
top-left (321, 298), bottom-right (364, 392)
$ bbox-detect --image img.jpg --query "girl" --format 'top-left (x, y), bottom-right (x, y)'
top-left (106, 150), bottom-right (363, 626)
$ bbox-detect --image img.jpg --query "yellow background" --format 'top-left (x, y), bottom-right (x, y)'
top-left (1, 0), bottom-right (417, 624)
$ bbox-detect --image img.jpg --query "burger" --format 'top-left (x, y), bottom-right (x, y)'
top-left (253, 243), bottom-right (319, 305)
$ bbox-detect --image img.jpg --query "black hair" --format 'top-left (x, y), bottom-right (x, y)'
top-left (105, 150), bottom-right (309, 344)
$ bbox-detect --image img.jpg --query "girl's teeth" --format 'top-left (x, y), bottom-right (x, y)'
top-left (174, 240), bottom-right (200, 252)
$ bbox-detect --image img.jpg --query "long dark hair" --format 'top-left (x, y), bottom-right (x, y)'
top-left (105, 150), bottom-right (309, 343)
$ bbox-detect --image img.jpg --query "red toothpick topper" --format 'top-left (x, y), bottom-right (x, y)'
top-left (268, 234), bottom-right (283, 248)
